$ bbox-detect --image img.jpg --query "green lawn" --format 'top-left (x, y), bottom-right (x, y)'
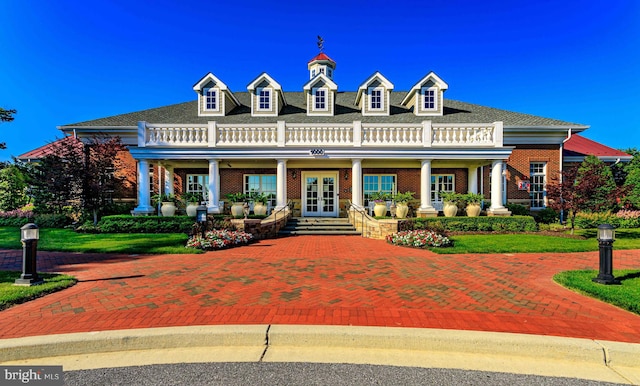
top-left (0, 227), bottom-right (201, 254)
top-left (0, 271), bottom-right (77, 311)
top-left (430, 229), bottom-right (640, 254)
top-left (554, 269), bottom-right (640, 315)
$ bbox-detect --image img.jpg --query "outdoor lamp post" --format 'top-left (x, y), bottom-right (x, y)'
top-left (196, 204), bottom-right (207, 237)
top-left (592, 223), bottom-right (620, 285)
top-left (243, 202), bottom-right (250, 219)
top-left (15, 223), bottom-right (43, 286)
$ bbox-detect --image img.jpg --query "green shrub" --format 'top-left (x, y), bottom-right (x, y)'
top-left (506, 203), bottom-right (529, 216)
top-left (574, 211), bottom-right (619, 229)
top-left (533, 208), bottom-right (558, 224)
top-left (96, 215), bottom-right (233, 234)
top-left (413, 216), bottom-right (537, 233)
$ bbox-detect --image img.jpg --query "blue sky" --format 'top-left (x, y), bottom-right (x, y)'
top-left (1, 0), bottom-right (638, 161)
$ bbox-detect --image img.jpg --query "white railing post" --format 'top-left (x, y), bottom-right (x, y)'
top-left (208, 121), bottom-right (216, 148)
top-left (277, 121), bottom-right (286, 147)
top-left (494, 121), bottom-right (503, 147)
top-left (137, 121), bottom-right (147, 147)
top-left (353, 121), bottom-right (362, 147)
top-left (422, 121), bottom-right (432, 147)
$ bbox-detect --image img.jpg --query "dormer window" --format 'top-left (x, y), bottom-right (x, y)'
top-left (422, 87), bottom-right (437, 111)
top-left (205, 88), bottom-right (218, 111)
top-left (327, 68), bottom-right (332, 78)
top-left (369, 87), bottom-right (383, 110)
top-left (258, 88), bottom-right (271, 110)
top-left (319, 68), bottom-right (325, 75)
top-left (314, 87), bottom-right (327, 110)
top-left (312, 69), bottom-right (316, 77)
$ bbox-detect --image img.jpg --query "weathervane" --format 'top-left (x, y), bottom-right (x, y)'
top-left (317, 35), bottom-right (324, 53)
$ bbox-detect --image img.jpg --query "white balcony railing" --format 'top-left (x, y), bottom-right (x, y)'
top-left (138, 121), bottom-right (503, 148)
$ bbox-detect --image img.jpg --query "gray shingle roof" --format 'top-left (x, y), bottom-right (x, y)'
top-left (63, 92), bottom-right (585, 128)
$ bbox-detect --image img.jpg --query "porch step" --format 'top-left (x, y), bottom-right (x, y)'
top-left (279, 217), bottom-right (361, 236)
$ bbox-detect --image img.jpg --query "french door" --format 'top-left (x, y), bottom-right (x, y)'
top-left (302, 172), bottom-right (338, 217)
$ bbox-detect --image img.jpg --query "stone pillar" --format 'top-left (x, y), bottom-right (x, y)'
top-left (418, 159), bottom-right (437, 217)
top-left (276, 159), bottom-right (287, 210)
top-left (207, 160), bottom-right (220, 213)
top-left (468, 166), bottom-right (478, 194)
top-left (488, 160), bottom-right (510, 216)
top-left (132, 159), bottom-right (154, 215)
top-left (351, 159), bottom-right (363, 207)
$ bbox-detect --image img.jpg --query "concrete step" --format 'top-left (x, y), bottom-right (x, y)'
top-left (279, 217), bottom-right (360, 236)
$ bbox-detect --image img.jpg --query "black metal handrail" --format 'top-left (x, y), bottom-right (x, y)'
top-left (347, 200), bottom-right (375, 237)
top-left (272, 199), bottom-right (293, 237)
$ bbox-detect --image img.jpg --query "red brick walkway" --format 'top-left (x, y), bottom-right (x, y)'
top-left (1, 236), bottom-right (640, 342)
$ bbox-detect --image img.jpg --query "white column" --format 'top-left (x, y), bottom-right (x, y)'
top-left (132, 159), bottom-right (153, 214)
top-left (351, 159), bottom-right (363, 207)
top-left (276, 159), bottom-right (287, 210)
top-left (163, 165), bottom-right (174, 195)
top-left (468, 166), bottom-right (478, 194)
top-left (418, 159), bottom-right (437, 217)
top-left (490, 160), bottom-right (505, 210)
top-left (207, 160), bottom-right (220, 213)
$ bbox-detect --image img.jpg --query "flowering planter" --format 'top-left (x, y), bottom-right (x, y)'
top-left (373, 202), bottom-right (387, 217)
top-left (395, 203), bottom-right (409, 219)
top-left (443, 202), bottom-right (458, 217)
top-left (253, 203), bottom-right (267, 216)
top-left (230, 202), bottom-right (244, 217)
top-left (466, 203), bottom-right (481, 217)
top-left (160, 202), bottom-right (176, 217)
top-left (186, 203), bottom-right (198, 217)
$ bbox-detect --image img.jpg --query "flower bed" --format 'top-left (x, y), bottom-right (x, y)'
top-left (186, 229), bottom-right (254, 250)
top-left (386, 229), bottom-right (452, 248)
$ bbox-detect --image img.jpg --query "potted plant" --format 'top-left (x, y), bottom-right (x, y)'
top-left (251, 192), bottom-right (268, 216)
top-left (183, 192), bottom-right (203, 217)
top-left (464, 192), bottom-right (484, 217)
top-left (225, 192), bottom-right (246, 217)
top-left (152, 193), bottom-right (179, 217)
top-left (393, 191), bottom-right (414, 219)
top-left (370, 191), bottom-right (390, 217)
top-left (439, 191), bottom-right (461, 217)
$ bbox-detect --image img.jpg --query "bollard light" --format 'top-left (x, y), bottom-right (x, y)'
top-left (196, 204), bottom-right (207, 237)
top-left (593, 224), bottom-right (620, 285)
top-left (15, 223), bottom-right (43, 286)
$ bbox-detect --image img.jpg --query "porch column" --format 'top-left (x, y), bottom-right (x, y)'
top-left (418, 159), bottom-right (437, 217)
top-left (351, 158), bottom-right (363, 207)
top-left (163, 165), bottom-right (174, 195)
top-left (468, 166), bottom-right (478, 194)
top-left (488, 160), bottom-right (510, 216)
top-left (207, 159), bottom-right (220, 213)
top-left (132, 159), bottom-right (154, 215)
top-left (275, 159), bottom-right (287, 210)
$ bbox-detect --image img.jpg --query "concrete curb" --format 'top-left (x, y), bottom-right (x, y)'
top-left (1, 325), bottom-right (639, 384)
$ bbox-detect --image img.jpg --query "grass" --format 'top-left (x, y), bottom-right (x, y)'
top-left (0, 227), bottom-right (202, 254)
top-left (0, 271), bottom-right (77, 311)
top-left (429, 228), bottom-right (640, 254)
top-left (553, 270), bottom-right (640, 315)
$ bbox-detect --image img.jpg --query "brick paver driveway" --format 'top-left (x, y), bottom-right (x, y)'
top-left (1, 236), bottom-right (639, 342)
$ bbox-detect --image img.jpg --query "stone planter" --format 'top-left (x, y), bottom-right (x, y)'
top-left (443, 202), bottom-right (458, 217)
top-left (373, 202), bottom-right (387, 217)
top-left (161, 202), bottom-right (176, 217)
top-left (395, 203), bottom-right (409, 219)
top-left (253, 203), bottom-right (267, 216)
top-left (230, 202), bottom-right (245, 217)
top-left (466, 203), bottom-right (481, 217)
top-left (186, 203), bottom-right (198, 217)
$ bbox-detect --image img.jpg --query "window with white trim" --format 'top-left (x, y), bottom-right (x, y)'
top-left (369, 87), bottom-right (383, 110)
top-left (187, 174), bottom-right (209, 202)
top-left (327, 68), bottom-right (332, 78)
top-left (313, 87), bottom-right (327, 110)
top-left (363, 174), bottom-right (396, 204)
top-left (529, 162), bottom-right (546, 209)
top-left (204, 88), bottom-right (217, 111)
top-left (244, 174), bottom-right (276, 207)
top-left (422, 87), bottom-right (437, 110)
top-left (258, 88), bottom-right (271, 110)
top-left (431, 175), bottom-right (454, 202)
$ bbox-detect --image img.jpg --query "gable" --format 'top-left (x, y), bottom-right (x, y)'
top-left (355, 72), bottom-right (394, 116)
top-left (192, 73), bottom-right (239, 117)
top-left (401, 72), bottom-right (448, 116)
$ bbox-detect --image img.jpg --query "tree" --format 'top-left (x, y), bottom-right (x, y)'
top-left (622, 148), bottom-right (640, 209)
top-left (0, 107), bottom-right (17, 150)
top-left (546, 155), bottom-right (617, 233)
top-left (0, 163), bottom-right (29, 211)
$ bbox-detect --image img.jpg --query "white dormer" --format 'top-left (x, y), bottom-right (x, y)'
top-left (308, 53), bottom-right (336, 80)
top-left (246, 73), bottom-right (287, 117)
top-left (401, 72), bottom-right (448, 116)
top-left (355, 72), bottom-right (394, 116)
top-left (303, 73), bottom-right (338, 116)
top-left (192, 73), bottom-right (240, 117)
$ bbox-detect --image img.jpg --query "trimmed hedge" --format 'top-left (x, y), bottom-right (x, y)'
top-left (574, 211), bottom-right (640, 229)
top-left (97, 215), bottom-right (231, 234)
top-left (412, 215), bottom-right (538, 233)
top-left (0, 213), bottom-right (71, 228)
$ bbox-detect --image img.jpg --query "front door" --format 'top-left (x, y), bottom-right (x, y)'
top-left (302, 172), bottom-right (338, 217)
